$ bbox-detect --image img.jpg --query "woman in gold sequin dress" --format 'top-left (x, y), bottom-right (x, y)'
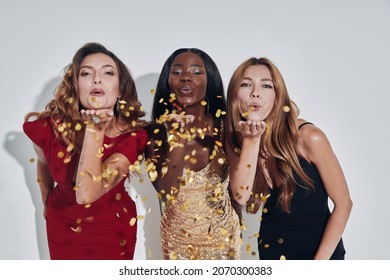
top-left (145, 48), bottom-right (241, 260)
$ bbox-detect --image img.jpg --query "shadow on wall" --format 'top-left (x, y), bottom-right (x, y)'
top-left (131, 72), bottom-right (163, 259)
top-left (4, 77), bottom-right (61, 260)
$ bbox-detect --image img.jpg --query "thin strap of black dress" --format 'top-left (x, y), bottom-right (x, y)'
top-left (298, 122), bottom-right (314, 130)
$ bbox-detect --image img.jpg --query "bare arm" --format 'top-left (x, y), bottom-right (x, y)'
top-left (299, 125), bottom-right (353, 259)
top-left (227, 121), bottom-right (266, 205)
top-left (75, 111), bottom-right (131, 204)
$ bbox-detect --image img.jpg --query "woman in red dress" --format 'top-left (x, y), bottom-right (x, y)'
top-left (23, 42), bottom-right (148, 259)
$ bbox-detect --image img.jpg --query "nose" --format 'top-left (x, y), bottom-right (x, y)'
top-left (180, 73), bottom-right (192, 82)
top-left (93, 76), bottom-right (102, 85)
top-left (250, 91), bottom-right (260, 98)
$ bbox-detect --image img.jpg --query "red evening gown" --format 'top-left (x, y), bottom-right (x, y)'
top-left (23, 118), bottom-right (148, 260)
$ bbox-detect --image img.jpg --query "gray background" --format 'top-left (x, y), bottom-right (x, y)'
top-left (0, 0), bottom-right (389, 260)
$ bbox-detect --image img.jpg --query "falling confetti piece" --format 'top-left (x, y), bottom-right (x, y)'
top-left (280, 255), bottom-right (286, 260)
top-left (282, 106), bottom-right (290, 112)
top-left (169, 251), bottom-right (177, 260)
top-left (75, 123), bottom-right (82, 131)
top-left (70, 226), bottom-right (81, 233)
top-left (129, 217), bottom-right (137, 226)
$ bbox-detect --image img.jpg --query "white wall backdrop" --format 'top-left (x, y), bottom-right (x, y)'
top-left (0, 0), bottom-right (389, 260)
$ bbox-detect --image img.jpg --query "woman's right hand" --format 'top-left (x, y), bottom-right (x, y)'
top-left (238, 120), bottom-right (266, 139)
top-left (167, 113), bottom-right (195, 128)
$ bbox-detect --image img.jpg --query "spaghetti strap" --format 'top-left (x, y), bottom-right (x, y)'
top-left (298, 122), bottom-right (314, 130)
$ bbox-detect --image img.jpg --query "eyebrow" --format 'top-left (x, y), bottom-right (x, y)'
top-left (80, 64), bottom-right (116, 70)
top-left (242, 76), bottom-right (273, 82)
top-left (171, 63), bottom-right (204, 68)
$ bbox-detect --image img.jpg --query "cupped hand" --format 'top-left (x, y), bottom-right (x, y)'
top-left (168, 113), bottom-right (195, 128)
top-left (238, 120), bottom-right (267, 139)
top-left (80, 109), bottom-right (114, 125)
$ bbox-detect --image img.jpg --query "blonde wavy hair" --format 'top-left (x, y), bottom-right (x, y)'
top-left (226, 57), bottom-right (312, 213)
top-left (25, 42), bottom-right (146, 152)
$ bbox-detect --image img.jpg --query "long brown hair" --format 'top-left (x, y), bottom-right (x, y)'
top-left (25, 42), bottom-right (146, 151)
top-left (226, 57), bottom-right (312, 213)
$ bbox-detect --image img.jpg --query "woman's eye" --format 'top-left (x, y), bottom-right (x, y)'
top-left (104, 71), bottom-right (114, 76)
top-left (192, 69), bottom-right (202, 75)
top-left (171, 69), bottom-right (183, 75)
top-left (263, 84), bottom-right (273, 89)
top-left (80, 72), bottom-right (91, 77)
top-left (240, 83), bottom-right (251, 87)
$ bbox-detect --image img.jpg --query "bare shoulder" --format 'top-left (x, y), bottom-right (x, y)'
top-left (297, 119), bottom-right (331, 162)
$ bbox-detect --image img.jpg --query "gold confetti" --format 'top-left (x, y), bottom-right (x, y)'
top-left (115, 193), bottom-right (122, 201)
top-left (215, 140), bottom-right (223, 147)
top-left (280, 255), bottom-right (286, 260)
top-left (91, 97), bottom-right (96, 102)
top-left (66, 143), bottom-right (74, 153)
top-left (241, 111), bottom-right (250, 118)
top-left (150, 88), bottom-right (156, 94)
top-left (264, 244), bottom-right (270, 248)
top-left (247, 164), bottom-right (251, 168)
top-left (169, 251), bottom-right (177, 260)
top-left (201, 100), bottom-right (207, 106)
top-left (37, 177), bottom-right (42, 184)
top-left (282, 106), bottom-right (290, 112)
top-left (57, 151), bottom-right (64, 158)
top-left (75, 123), bottom-right (82, 131)
top-left (148, 170), bottom-right (158, 182)
top-left (63, 156), bottom-right (71, 164)
top-left (278, 238), bottom-right (284, 244)
top-left (70, 226), bottom-right (81, 233)
top-left (29, 158), bottom-right (35, 163)
top-left (119, 240), bottom-right (126, 246)
top-left (129, 217), bottom-right (137, 226)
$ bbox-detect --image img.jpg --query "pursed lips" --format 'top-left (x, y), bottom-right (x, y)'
top-left (249, 102), bottom-right (261, 110)
top-left (90, 88), bottom-right (105, 96)
top-left (178, 85), bottom-right (193, 95)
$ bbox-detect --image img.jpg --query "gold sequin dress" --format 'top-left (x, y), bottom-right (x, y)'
top-left (160, 146), bottom-right (241, 260)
